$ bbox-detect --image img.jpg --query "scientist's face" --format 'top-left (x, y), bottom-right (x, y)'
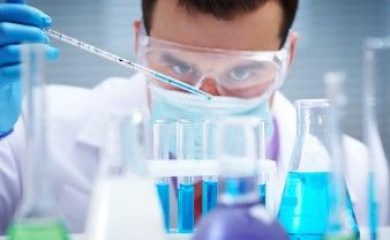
top-left (135, 0), bottom-right (296, 99)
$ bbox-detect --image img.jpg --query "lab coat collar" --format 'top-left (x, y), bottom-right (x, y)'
top-left (272, 91), bottom-right (297, 172)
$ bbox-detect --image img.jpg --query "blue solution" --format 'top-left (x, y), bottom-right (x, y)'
top-left (259, 183), bottom-right (266, 205)
top-left (202, 180), bottom-right (218, 216)
top-left (368, 172), bottom-right (378, 240)
top-left (178, 183), bottom-right (195, 233)
top-left (156, 183), bottom-right (170, 232)
top-left (278, 172), bottom-right (359, 239)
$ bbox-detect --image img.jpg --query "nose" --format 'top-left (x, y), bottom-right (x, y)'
top-left (198, 76), bottom-right (220, 96)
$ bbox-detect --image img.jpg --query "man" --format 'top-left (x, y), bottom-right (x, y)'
top-left (0, 0), bottom-right (388, 234)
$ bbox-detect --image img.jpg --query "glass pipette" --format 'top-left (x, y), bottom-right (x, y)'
top-left (44, 29), bottom-right (212, 100)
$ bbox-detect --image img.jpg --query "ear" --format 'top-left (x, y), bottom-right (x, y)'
top-left (287, 31), bottom-right (299, 71)
top-left (133, 20), bottom-right (142, 54)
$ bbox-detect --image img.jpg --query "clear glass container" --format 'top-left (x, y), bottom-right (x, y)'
top-left (324, 72), bottom-right (360, 240)
top-left (201, 120), bottom-right (218, 217)
top-left (7, 44), bottom-right (69, 240)
top-left (363, 38), bottom-right (390, 240)
top-left (176, 120), bottom-right (196, 233)
top-left (277, 99), bottom-right (359, 239)
top-left (152, 120), bottom-right (172, 232)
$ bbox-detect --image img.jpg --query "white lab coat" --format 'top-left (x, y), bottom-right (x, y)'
top-left (0, 74), bottom-right (388, 234)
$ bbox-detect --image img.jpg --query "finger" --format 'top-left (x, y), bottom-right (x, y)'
top-left (0, 44), bottom-right (58, 66)
top-left (0, 22), bottom-right (49, 46)
top-left (0, 64), bottom-right (21, 80)
top-left (0, 4), bottom-right (51, 28)
top-left (5, 0), bottom-right (26, 4)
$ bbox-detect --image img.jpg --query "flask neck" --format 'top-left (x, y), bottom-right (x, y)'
top-left (291, 99), bottom-right (331, 171)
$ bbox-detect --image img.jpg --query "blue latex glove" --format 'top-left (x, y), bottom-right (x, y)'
top-left (0, 0), bottom-right (58, 135)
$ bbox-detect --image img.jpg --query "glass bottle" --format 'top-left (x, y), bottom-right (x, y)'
top-left (194, 117), bottom-right (288, 240)
top-left (7, 44), bottom-right (69, 240)
top-left (277, 99), bottom-right (359, 239)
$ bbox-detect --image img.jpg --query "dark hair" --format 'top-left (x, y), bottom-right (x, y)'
top-left (142, 0), bottom-right (299, 48)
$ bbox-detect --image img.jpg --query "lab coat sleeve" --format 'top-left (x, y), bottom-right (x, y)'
top-left (0, 122), bottom-right (23, 234)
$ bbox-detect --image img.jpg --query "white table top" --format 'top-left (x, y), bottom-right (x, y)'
top-left (1, 228), bottom-right (389, 239)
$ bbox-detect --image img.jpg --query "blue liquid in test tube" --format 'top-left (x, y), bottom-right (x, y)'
top-left (258, 183), bottom-right (266, 205)
top-left (202, 180), bottom-right (218, 216)
top-left (156, 182), bottom-right (170, 232)
top-left (178, 183), bottom-right (195, 233)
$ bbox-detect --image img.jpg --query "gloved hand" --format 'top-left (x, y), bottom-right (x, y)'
top-left (0, 0), bottom-right (58, 135)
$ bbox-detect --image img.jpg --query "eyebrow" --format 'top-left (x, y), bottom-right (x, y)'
top-left (161, 52), bottom-right (192, 67)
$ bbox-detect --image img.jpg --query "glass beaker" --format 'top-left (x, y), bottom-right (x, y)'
top-left (6, 44), bottom-right (69, 240)
top-left (277, 99), bottom-right (359, 239)
top-left (194, 117), bottom-right (288, 240)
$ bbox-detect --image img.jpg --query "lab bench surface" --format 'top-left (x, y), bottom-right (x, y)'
top-left (1, 228), bottom-right (389, 239)
top-left (0, 233), bottom-right (193, 240)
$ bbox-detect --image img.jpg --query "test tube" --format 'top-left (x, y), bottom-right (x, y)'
top-left (201, 121), bottom-right (218, 216)
top-left (152, 120), bottom-right (171, 232)
top-left (177, 120), bottom-right (195, 233)
top-left (256, 120), bottom-right (267, 205)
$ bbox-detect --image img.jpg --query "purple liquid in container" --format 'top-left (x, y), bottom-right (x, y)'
top-left (194, 178), bottom-right (288, 240)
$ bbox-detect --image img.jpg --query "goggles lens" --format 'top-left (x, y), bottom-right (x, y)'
top-left (138, 32), bottom-right (288, 99)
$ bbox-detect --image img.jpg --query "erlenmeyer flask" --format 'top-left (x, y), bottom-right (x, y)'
top-left (7, 44), bottom-right (69, 240)
top-left (85, 111), bottom-right (165, 240)
top-left (277, 99), bottom-right (359, 239)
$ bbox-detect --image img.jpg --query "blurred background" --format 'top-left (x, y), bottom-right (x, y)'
top-left (26, 0), bottom-right (390, 158)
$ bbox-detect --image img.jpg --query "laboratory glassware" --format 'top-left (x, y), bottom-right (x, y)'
top-left (324, 72), bottom-right (360, 240)
top-left (363, 38), bottom-right (390, 239)
top-left (256, 120), bottom-right (267, 204)
top-left (255, 119), bottom-right (278, 215)
top-left (193, 117), bottom-right (288, 240)
top-left (85, 111), bottom-right (165, 240)
top-left (152, 120), bottom-right (172, 232)
top-left (201, 120), bottom-right (218, 217)
top-left (6, 44), bottom-right (69, 240)
top-left (176, 120), bottom-right (196, 233)
top-left (277, 99), bottom-right (359, 239)
top-left (44, 29), bottom-right (211, 100)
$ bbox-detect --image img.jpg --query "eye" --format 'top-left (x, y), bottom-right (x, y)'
top-left (229, 68), bottom-right (251, 81)
top-left (172, 64), bottom-right (194, 75)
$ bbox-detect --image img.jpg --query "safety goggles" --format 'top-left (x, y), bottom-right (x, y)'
top-left (137, 29), bottom-right (289, 99)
